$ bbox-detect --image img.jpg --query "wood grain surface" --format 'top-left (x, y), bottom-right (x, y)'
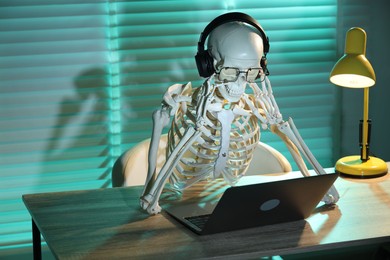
top-left (23, 163), bottom-right (390, 259)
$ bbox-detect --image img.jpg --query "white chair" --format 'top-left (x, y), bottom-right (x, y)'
top-left (112, 134), bottom-right (291, 187)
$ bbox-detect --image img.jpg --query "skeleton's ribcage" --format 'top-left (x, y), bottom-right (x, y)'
top-left (167, 103), bottom-right (260, 189)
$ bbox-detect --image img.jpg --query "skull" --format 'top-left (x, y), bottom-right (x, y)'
top-left (207, 22), bottom-right (264, 102)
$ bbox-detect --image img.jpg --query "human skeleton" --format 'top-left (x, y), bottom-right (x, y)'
top-left (140, 18), bottom-right (339, 215)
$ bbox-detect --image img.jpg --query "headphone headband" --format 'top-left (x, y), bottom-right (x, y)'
top-left (197, 12), bottom-right (270, 55)
top-left (195, 12), bottom-right (270, 78)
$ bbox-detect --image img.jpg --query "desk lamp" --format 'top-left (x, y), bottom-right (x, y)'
top-left (330, 27), bottom-right (388, 177)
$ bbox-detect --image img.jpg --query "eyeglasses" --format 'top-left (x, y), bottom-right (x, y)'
top-left (215, 67), bottom-right (261, 83)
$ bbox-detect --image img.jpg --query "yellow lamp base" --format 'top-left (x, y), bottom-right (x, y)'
top-left (335, 155), bottom-right (388, 178)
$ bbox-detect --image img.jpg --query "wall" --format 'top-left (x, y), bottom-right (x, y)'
top-left (369, 0), bottom-right (390, 161)
top-left (339, 0), bottom-right (390, 161)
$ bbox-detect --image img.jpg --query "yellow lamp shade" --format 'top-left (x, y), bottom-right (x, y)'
top-left (330, 27), bottom-right (376, 88)
top-left (330, 54), bottom-right (375, 88)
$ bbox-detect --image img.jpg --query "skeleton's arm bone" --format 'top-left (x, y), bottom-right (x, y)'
top-left (251, 80), bottom-right (339, 203)
top-left (270, 123), bottom-right (310, 177)
top-left (141, 80), bottom-right (217, 215)
top-left (248, 80), bottom-right (322, 178)
top-left (249, 79), bottom-right (338, 202)
top-left (276, 119), bottom-right (325, 175)
top-left (141, 126), bottom-right (202, 214)
top-left (142, 83), bottom-right (192, 204)
top-left (273, 118), bottom-right (340, 203)
top-left (143, 108), bottom-right (170, 196)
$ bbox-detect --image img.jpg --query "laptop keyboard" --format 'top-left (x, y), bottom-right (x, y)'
top-left (185, 214), bottom-right (211, 230)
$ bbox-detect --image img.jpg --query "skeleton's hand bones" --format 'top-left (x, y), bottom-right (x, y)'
top-left (255, 96), bottom-right (282, 126)
top-left (256, 78), bottom-right (283, 124)
top-left (162, 83), bottom-right (192, 116)
top-left (243, 79), bottom-right (283, 129)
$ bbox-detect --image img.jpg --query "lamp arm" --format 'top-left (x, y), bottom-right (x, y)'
top-left (359, 119), bottom-right (371, 161)
top-left (360, 87), bottom-right (370, 161)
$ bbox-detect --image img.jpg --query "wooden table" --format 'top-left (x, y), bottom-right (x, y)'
top-left (23, 163), bottom-right (390, 259)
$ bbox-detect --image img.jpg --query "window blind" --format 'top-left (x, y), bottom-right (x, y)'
top-left (0, 0), bottom-right (112, 256)
top-left (1, 0), bottom-right (343, 257)
top-left (114, 0), bottom-right (339, 167)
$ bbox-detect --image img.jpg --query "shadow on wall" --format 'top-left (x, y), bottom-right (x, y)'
top-left (41, 68), bottom-right (112, 190)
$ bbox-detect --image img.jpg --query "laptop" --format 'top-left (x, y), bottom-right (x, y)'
top-left (165, 173), bottom-right (339, 235)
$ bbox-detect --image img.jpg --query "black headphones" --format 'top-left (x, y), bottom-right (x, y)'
top-left (195, 12), bottom-right (270, 78)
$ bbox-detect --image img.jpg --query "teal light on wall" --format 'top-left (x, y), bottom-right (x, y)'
top-left (0, 1), bottom-right (340, 257)
top-left (224, 0), bottom-right (236, 10)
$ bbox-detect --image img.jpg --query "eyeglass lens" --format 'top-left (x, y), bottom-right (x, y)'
top-left (217, 67), bottom-right (261, 82)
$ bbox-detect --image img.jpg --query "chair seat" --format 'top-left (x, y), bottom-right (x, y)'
top-left (112, 135), bottom-right (291, 187)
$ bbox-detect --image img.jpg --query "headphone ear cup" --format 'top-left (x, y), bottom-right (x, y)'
top-left (260, 56), bottom-right (269, 75)
top-left (195, 50), bottom-right (215, 78)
